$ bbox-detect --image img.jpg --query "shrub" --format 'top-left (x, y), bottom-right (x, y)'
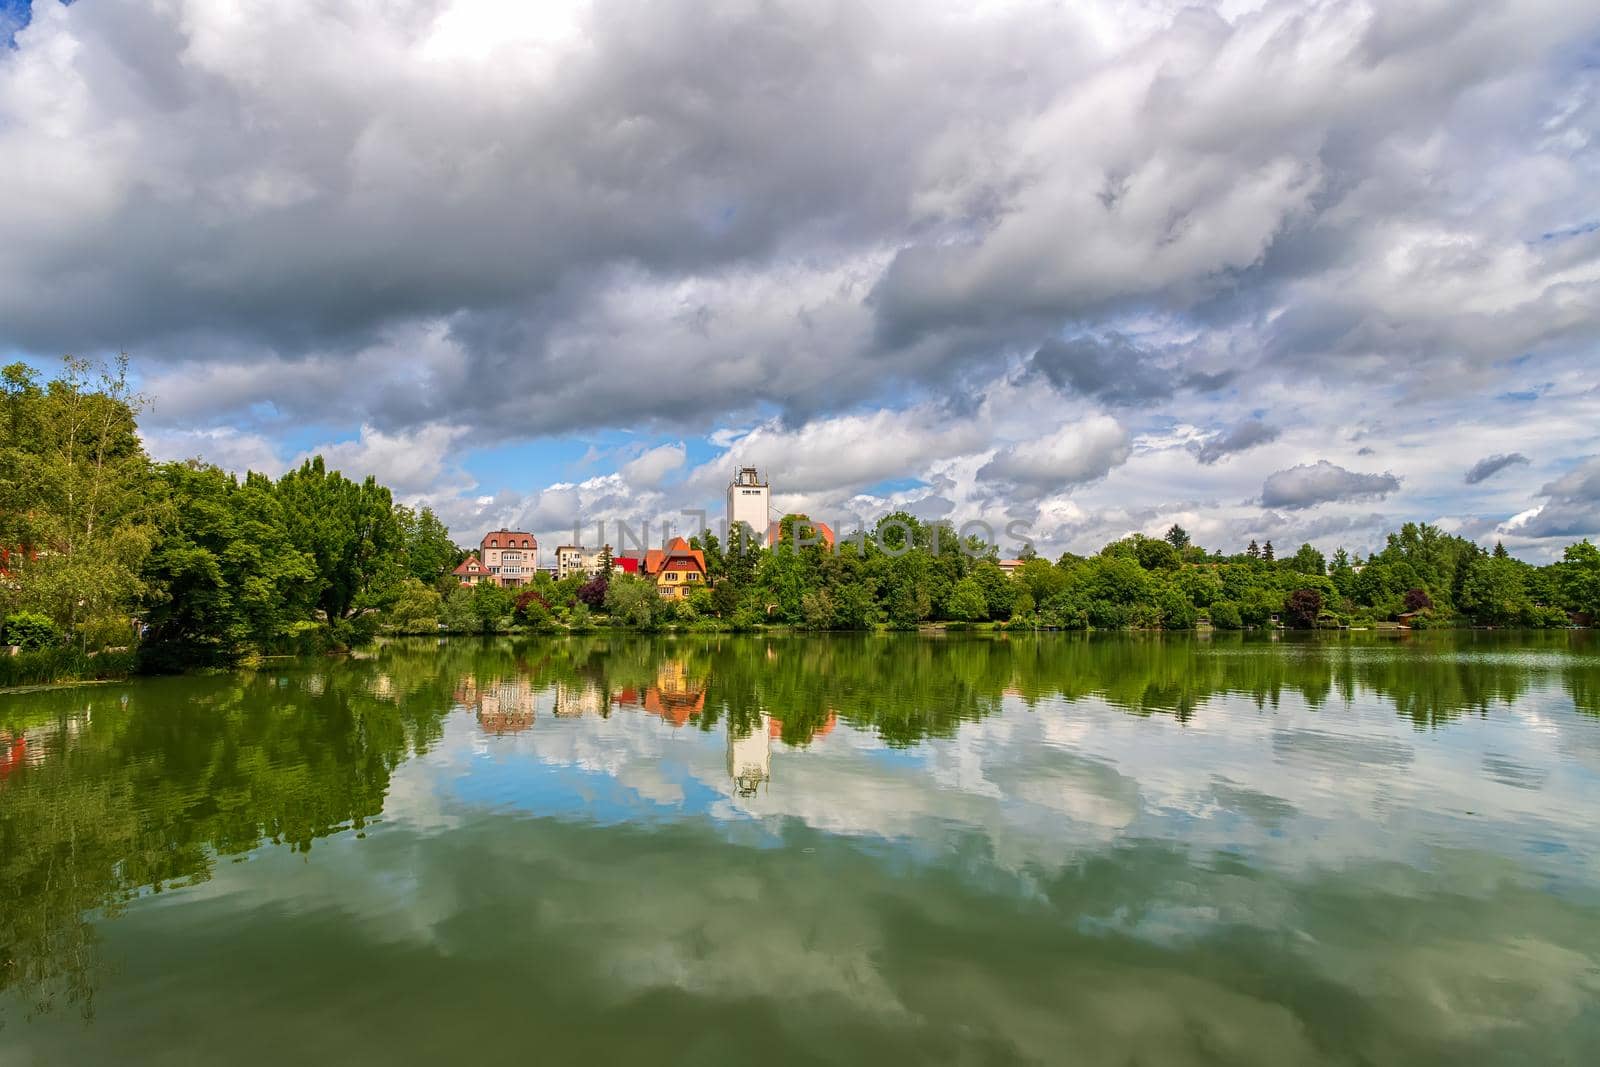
top-left (1284, 589), bottom-right (1322, 629)
top-left (3, 611), bottom-right (59, 652)
top-left (1209, 600), bottom-right (1243, 630)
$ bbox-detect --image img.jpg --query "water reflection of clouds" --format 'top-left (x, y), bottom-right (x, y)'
top-left (380, 667), bottom-right (1600, 895)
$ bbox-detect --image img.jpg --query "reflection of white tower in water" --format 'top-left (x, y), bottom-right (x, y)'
top-left (727, 712), bottom-right (771, 798)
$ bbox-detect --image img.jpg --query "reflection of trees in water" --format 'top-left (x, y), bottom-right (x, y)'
top-left (4, 630), bottom-right (1597, 1024)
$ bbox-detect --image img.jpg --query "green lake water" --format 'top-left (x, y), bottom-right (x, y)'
top-left (3, 632), bottom-right (1599, 1065)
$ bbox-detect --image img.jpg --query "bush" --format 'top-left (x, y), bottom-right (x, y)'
top-left (1209, 600), bottom-right (1243, 630)
top-left (2, 646), bottom-right (135, 688)
top-left (1284, 589), bottom-right (1322, 629)
top-left (3, 611), bottom-right (59, 652)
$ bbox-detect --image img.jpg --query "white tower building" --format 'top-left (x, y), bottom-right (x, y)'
top-left (726, 465), bottom-right (770, 542)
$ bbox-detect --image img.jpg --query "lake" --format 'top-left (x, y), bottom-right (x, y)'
top-left (3, 632), bottom-right (1599, 1064)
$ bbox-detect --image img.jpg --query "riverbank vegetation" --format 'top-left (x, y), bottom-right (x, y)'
top-left (4, 358), bottom-right (1599, 686)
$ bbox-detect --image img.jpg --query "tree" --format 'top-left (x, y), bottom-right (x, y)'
top-left (1493, 540), bottom-right (1509, 560)
top-left (1246, 540), bottom-right (1260, 559)
top-left (577, 575), bottom-right (608, 609)
top-left (395, 506), bottom-right (459, 583)
top-left (469, 581), bottom-right (515, 633)
top-left (276, 457), bottom-right (402, 622)
top-left (800, 589), bottom-right (836, 629)
top-left (1459, 556), bottom-right (1530, 625)
top-left (1287, 543), bottom-right (1325, 576)
top-left (1135, 537), bottom-right (1181, 571)
top-left (597, 544), bottom-right (614, 577)
top-left (1403, 587), bottom-right (1433, 613)
top-left (604, 575), bottom-right (659, 629)
top-left (388, 579), bottom-right (443, 633)
top-left (711, 579), bottom-right (742, 618)
top-left (1164, 524), bottom-right (1191, 550)
top-left (138, 463), bottom-right (317, 664)
top-left (1555, 541), bottom-right (1600, 620)
top-left (969, 560), bottom-right (1016, 620)
top-left (1, 357), bottom-right (154, 645)
top-left (1261, 540), bottom-right (1275, 564)
top-left (946, 578), bottom-right (988, 621)
top-left (1283, 588), bottom-right (1322, 629)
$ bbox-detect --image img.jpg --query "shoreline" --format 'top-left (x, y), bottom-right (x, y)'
top-left (5, 624), bottom-right (1590, 696)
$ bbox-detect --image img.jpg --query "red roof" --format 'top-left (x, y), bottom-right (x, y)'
top-left (612, 556), bottom-right (639, 574)
top-left (765, 519), bottom-right (835, 548)
top-left (640, 537), bottom-right (706, 576)
top-left (453, 554), bottom-right (488, 576)
top-left (481, 530), bottom-right (535, 549)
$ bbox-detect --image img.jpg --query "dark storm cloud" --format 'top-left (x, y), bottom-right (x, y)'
top-left (1509, 456), bottom-right (1600, 539)
top-left (1194, 419), bottom-right (1281, 466)
top-left (1025, 335), bottom-right (1233, 408)
top-left (1464, 452), bottom-right (1530, 485)
top-left (1261, 461), bottom-right (1401, 510)
top-left (1, 0), bottom-right (1596, 447)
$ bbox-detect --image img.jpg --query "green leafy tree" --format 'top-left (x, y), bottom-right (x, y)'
top-left (1164, 524), bottom-right (1191, 550)
top-left (1555, 541), bottom-right (1600, 619)
top-left (605, 575), bottom-right (660, 629)
top-left (1286, 543), bottom-right (1326, 576)
top-left (138, 463), bottom-right (317, 665)
top-left (276, 457), bottom-right (402, 622)
top-left (946, 578), bottom-right (989, 621)
top-left (387, 578), bottom-right (443, 633)
top-left (1459, 556), bottom-right (1531, 626)
top-left (395, 506), bottom-right (459, 583)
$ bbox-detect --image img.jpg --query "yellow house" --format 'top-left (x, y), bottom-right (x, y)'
top-left (642, 537), bottom-right (708, 599)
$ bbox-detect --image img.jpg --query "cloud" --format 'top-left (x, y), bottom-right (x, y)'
top-left (977, 417), bottom-right (1131, 499)
top-left (4, 0), bottom-right (1600, 554)
top-left (1503, 456), bottom-right (1600, 539)
top-left (620, 443), bottom-right (687, 489)
top-left (1261, 461), bottom-right (1400, 510)
top-left (1464, 452), bottom-right (1530, 485)
top-left (1195, 420), bottom-right (1281, 466)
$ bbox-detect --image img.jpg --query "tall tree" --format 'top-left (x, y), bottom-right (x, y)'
top-left (275, 457), bottom-right (401, 622)
top-left (1164, 524), bottom-right (1191, 550)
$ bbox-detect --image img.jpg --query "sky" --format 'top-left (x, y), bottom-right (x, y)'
top-left (4, 0), bottom-right (1599, 561)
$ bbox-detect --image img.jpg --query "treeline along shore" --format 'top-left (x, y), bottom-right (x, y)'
top-left (4, 358), bottom-right (1599, 687)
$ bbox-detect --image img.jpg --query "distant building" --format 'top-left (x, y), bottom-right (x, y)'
top-left (453, 554), bottom-right (493, 585)
top-left (997, 558), bottom-right (1024, 577)
top-left (555, 544), bottom-right (617, 580)
top-left (479, 530), bottom-right (537, 587)
top-left (727, 466), bottom-right (770, 541)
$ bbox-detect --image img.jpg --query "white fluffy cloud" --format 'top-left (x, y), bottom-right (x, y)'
top-left (977, 417), bottom-right (1133, 499)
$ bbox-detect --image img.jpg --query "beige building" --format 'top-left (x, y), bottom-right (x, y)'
top-left (480, 530), bottom-right (537, 587)
top-left (555, 544), bottom-right (614, 580)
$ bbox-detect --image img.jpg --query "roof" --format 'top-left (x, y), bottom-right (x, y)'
top-left (481, 530), bottom-right (536, 549)
top-left (452, 554), bottom-right (488, 576)
top-left (765, 518), bottom-right (836, 548)
top-left (639, 536), bottom-right (706, 576)
top-left (611, 556), bottom-right (640, 574)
